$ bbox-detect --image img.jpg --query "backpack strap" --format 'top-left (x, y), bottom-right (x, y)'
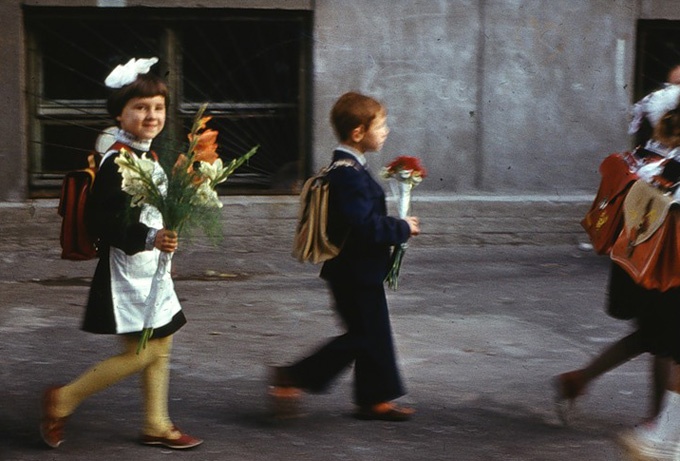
top-left (87, 152), bottom-right (98, 169)
top-left (328, 158), bottom-right (359, 171)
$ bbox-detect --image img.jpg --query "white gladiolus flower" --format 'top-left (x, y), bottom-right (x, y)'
top-left (115, 151), bottom-right (161, 207)
top-left (197, 158), bottom-right (228, 185)
top-left (192, 181), bottom-right (222, 208)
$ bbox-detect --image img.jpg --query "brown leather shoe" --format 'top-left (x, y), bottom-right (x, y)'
top-left (354, 402), bottom-right (415, 422)
top-left (40, 386), bottom-right (68, 448)
top-left (140, 426), bottom-right (203, 449)
top-left (267, 366), bottom-right (303, 419)
top-left (553, 370), bottom-right (587, 425)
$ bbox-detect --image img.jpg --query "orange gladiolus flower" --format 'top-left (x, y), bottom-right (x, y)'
top-left (173, 153), bottom-right (190, 173)
top-left (173, 154), bottom-right (203, 184)
top-left (197, 116), bottom-right (212, 131)
top-left (188, 129), bottom-right (219, 164)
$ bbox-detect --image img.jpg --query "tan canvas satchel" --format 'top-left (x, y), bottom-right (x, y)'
top-left (292, 159), bottom-right (357, 264)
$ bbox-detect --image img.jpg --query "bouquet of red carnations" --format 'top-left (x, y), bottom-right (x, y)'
top-left (381, 156), bottom-right (427, 290)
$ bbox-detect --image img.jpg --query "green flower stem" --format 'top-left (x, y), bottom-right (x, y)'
top-left (136, 327), bottom-right (154, 355)
top-left (385, 243), bottom-right (407, 290)
top-left (136, 251), bottom-right (173, 354)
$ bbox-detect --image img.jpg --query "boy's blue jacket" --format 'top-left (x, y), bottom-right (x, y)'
top-left (320, 149), bottom-right (411, 285)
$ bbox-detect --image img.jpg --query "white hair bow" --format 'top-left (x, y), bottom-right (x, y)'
top-left (104, 57), bottom-right (159, 89)
top-left (629, 84), bottom-right (680, 134)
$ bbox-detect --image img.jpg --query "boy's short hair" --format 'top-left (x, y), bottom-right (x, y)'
top-left (330, 92), bottom-right (385, 142)
top-left (106, 73), bottom-right (169, 120)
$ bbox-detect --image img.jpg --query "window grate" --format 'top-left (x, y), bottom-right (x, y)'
top-left (24, 7), bottom-right (312, 197)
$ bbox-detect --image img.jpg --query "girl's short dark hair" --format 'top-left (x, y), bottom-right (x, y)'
top-left (654, 107), bottom-right (680, 148)
top-left (106, 73), bottom-right (169, 120)
top-left (330, 92), bottom-right (386, 142)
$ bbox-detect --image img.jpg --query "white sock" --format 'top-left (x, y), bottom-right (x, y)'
top-left (648, 391), bottom-right (680, 442)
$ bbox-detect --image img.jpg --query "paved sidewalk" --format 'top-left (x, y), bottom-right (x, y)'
top-left (0, 232), bottom-right (649, 460)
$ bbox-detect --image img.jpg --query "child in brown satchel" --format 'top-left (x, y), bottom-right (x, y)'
top-left (554, 85), bottom-right (680, 428)
top-left (40, 57), bottom-right (202, 450)
top-left (269, 91), bottom-right (420, 421)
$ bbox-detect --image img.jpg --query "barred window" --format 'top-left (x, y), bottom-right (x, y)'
top-left (635, 20), bottom-right (680, 98)
top-left (24, 7), bottom-right (312, 197)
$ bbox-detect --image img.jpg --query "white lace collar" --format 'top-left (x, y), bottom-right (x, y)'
top-left (115, 129), bottom-right (153, 152)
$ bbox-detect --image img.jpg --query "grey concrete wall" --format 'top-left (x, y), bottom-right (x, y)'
top-left (3, 0), bottom-right (680, 201)
top-left (0, 195), bottom-right (591, 257)
top-left (313, 0), bottom-right (482, 192)
top-left (0, 1), bottom-right (28, 202)
top-left (479, 0), bottom-right (635, 194)
top-left (312, 0), bottom-right (639, 195)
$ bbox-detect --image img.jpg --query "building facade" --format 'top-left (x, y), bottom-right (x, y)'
top-left (1, 0), bottom-right (680, 202)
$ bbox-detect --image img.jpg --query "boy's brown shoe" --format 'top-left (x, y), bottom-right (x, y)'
top-left (354, 402), bottom-right (415, 422)
top-left (267, 366), bottom-right (303, 419)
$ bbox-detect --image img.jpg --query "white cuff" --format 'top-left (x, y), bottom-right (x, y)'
top-left (145, 228), bottom-right (159, 251)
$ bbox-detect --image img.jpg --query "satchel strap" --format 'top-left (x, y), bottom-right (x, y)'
top-left (315, 158), bottom-right (359, 177)
top-left (329, 159), bottom-right (358, 170)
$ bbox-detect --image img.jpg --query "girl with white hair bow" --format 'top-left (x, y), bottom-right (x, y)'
top-left (39, 58), bottom-right (203, 451)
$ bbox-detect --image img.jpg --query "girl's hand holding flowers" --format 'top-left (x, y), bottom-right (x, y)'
top-left (154, 229), bottom-right (178, 253)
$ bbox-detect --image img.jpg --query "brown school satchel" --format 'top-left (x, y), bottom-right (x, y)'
top-left (58, 152), bottom-right (100, 260)
top-left (581, 152), bottom-right (639, 255)
top-left (610, 178), bottom-right (680, 291)
top-left (57, 141), bottom-right (130, 261)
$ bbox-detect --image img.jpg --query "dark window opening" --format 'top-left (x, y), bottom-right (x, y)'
top-left (635, 20), bottom-right (680, 100)
top-left (24, 7), bottom-right (312, 197)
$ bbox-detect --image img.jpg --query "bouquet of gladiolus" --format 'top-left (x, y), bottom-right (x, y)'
top-left (114, 104), bottom-right (258, 353)
top-left (381, 156), bottom-right (427, 290)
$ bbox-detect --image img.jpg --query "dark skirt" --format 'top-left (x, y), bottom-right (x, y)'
top-left (607, 262), bottom-right (680, 362)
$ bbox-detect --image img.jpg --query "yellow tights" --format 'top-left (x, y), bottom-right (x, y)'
top-left (52, 335), bottom-right (175, 437)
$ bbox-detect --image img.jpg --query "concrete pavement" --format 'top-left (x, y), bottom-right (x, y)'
top-left (0, 197), bottom-right (651, 460)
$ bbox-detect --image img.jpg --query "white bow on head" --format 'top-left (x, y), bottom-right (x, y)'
top-left (104, 57), bottom-right (159, 89)
top-left (629, 84), bottom-right (680, 134)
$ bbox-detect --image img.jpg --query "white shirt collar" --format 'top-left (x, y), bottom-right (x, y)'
top-left (645, 139), bottom-right (680, 158)
top-left (335, 145), bottom-right (367, 166)
top-left (115, 129), bottom-right (153, 152)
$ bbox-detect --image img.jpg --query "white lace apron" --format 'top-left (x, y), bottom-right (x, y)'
top-left (103, 155), bottom-right (181, 333)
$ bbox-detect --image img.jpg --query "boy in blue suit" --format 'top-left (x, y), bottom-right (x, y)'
top-left (271, 92), bottom-right (420, 421)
